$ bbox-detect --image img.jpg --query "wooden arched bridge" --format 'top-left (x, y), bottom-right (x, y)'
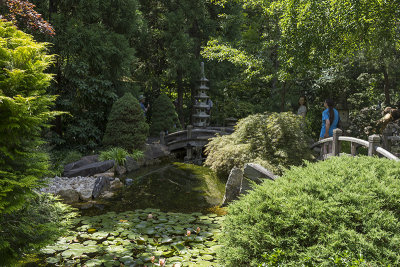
top-left (160, 126), bottom-right (233, 152)
top-left (311, 128), bottom-right (399, 161)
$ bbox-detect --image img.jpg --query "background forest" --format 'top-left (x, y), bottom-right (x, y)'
top-left (8, 0), bottom-right (397, 153)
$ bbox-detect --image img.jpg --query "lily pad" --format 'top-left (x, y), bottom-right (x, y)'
top-left (201, 254), bottom-right (214, 261)
top-left (85, 259), bottom-right (103, 267)
top-left (40, 247), bottom-right (56, 255)
top-left (45, 257), bottom-right (60, 264)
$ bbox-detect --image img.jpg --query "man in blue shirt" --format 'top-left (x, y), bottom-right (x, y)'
top-left (139, 95), bottom-right (149, 117)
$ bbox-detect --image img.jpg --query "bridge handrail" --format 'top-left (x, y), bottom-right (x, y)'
top-left (310, 129), bottom-right (399, 161)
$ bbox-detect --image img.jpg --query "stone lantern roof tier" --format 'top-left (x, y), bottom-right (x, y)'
top-left (193, 114), bottom-right (211, 118)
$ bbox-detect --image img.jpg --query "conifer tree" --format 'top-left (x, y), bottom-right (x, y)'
top-left (0, 20), bottom-right (56, 214)
top-left (103, 93), bottom-right (149, 151)
top-left (150, 94), bottom-right (180, 136)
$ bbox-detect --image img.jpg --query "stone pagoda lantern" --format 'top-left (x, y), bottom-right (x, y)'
top-left (192, 62), bottom-right (211, 127)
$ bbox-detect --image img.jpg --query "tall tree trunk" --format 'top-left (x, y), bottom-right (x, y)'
top-left (383, 67), bottom-right (391, 105)
top-left (49, 0), bottom-right (57, 20)
top-left (280, 82), bottom-right (287, 112)
top-left (177, 69), bottom-right (184, 128)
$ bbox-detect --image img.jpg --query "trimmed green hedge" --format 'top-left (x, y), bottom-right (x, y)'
top-left (218, 156), bottom-right (400, 266)
top-left (103, 93), bottom-right (149, 151)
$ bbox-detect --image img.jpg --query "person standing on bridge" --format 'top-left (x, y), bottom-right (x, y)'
top-left (320, 99), bottom-right (340, 154)
top-left (139, 95), bottom-right (149, 117)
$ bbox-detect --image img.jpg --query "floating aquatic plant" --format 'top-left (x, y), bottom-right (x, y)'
top-left (40, 208), bottom-right (224, 266)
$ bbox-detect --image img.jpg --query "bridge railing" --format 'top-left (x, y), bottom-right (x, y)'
top-left (310, 128), bottom-right (399, 161)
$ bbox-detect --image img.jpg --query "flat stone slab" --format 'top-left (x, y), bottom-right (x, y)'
top-left (64, 160), bottom-right (114, 178)
top-left (243, 163), bottom-right (277, 182)
top-left (64, 155), bottom-right (99, 174)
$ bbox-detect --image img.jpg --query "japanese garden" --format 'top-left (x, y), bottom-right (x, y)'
top-left (1, 0), bottom-right (400, 266)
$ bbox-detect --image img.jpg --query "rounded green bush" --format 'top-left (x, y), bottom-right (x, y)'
top-left (204, 112), bottom-right (313, 177)
top-left (218, 156), bottom-right (400, 266)
top-left (103, 93), bottom-right (149, 151)
top-left (149, 94), bottom-right (180, 136)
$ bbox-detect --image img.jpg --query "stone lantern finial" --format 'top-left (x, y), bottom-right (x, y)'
top-left (201, 62), bottom-right (205, 78)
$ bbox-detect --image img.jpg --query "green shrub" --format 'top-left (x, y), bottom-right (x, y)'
top-left (149, 94), bottom-right (181, 136)
top-left (204, 112), bottom-right (313, 177)
top-left (99, 147), bottom-right (129, 166)
top-left (103, 93), bottom-right (149, 151)
top-left (0, 21), bottom-right (58, 213)
top-left (0, 193), bottom-right (78, 266)
top-left (130, 149), bottom-right (144, 161)
top-left (218, 156), bottom-right (400, 266)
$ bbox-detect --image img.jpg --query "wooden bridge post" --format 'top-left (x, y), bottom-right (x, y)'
top-left (160, 131), bottom-right (165, 145)
top-left (368, 134), bottom-right (380, 156)
top-left (332, 128), bottom-right (342, 156)
top-left (382, 127), bottom-right (392, 151)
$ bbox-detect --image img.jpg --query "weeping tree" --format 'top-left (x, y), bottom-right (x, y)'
top-left (150, 94), bottom-right (181, 136)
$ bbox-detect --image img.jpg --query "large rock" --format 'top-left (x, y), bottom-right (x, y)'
top-left (57, 189), bottom-right (79, 203)
top-left (125, 156), bottom-right (140, 172)
top-left (77, 188), bottom-right (93, 201)
top-left (64, 155), bottom-right (99, 174)
top-left (240, 163), bottom-right (277, 195)
top-left (92, 176), bottom-right (111, 199)
top-left (243, 163), bottom-right (277, 182)
top-left (64, 160), bottom-right (114, 178)
top-left (221, 167), bottom-right (243, 207)
top-left (144, 143), bottom-right (170, 160)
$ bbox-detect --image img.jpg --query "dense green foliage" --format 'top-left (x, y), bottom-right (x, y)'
top-left (218, 156), bottom-right (400, 266)
top-left (205, 112), bottom-right (313, 177)
top-left (32, 0), bottom-right (141, 151)
top-left (0, 20), bottom-right (56, 213)
top-left (0, 193), bottom-right (77, 265)
top-left (150, 94), bottom-right (180, 136)
top-left (103, 93), bottom-right (149, 151)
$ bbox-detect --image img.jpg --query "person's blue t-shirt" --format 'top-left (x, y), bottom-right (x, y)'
top-left (320, 108), bottom-right (339, 138)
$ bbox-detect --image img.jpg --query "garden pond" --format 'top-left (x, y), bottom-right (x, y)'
top-left (26, 163), bottom-right (227, 266)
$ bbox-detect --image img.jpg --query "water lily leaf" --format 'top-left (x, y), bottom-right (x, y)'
top-left (173, 242), bottom-right (186, 253)
top-left (199, 232), bottom-right (213, 238)
top-left (136, 237), bottom-right (146, 245)
top-left (106, 245), bottom-right (126, 255)
top-left (161, 237), bottom-right (173, 244)
top-left (40, 247), bottom-right (56, 254)
top-left (127, 234), bottom-right (137, 240)
top-left (120, 255), bottom-right (134, 264)
top-left (201, 254), bottom-right (214, 261)
top-left (191, 212), bottom-right (203, 216)
top-left (45, 257), bottom-right (59, 264)
top-left (136, 222), bottom-right (148, 228)
top-left (193, 236), bottom-right (204, 242)
top-left (196, 260), bottom-right (214, 266)
top-left (85, 259), bottom-right (103, 267)
top-left (61, 249), bottom-right (83, 258)
top-left (145, 228), bottom-right (156, 235)
top-left (83, 240), bottom-right (97, 246)
top-left (85, 245), bottom-right (100, 253)
top-left (162, 249), bottom-right (175, 257)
